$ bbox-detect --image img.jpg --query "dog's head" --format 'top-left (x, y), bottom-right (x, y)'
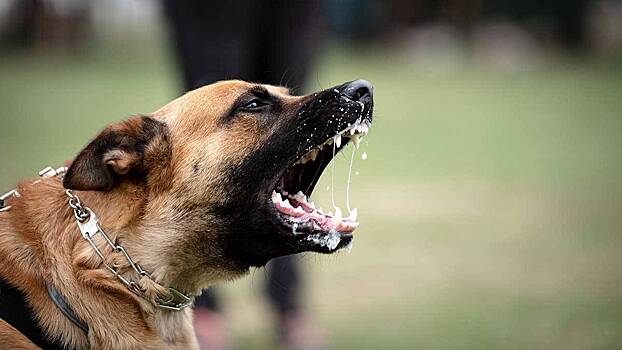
top-left (63, 80), bottom-right (373, 284)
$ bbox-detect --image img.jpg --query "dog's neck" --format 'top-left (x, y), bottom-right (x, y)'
top-left (65, 178), bottom-right (235, 296)
top-left (67, 182), bottom-right (207, 296)
top-left (0, 175), bottom-right (200, 348)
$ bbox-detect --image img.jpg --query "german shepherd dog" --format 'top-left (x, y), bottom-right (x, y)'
top-left (0, 79), bottom-right (373, 349)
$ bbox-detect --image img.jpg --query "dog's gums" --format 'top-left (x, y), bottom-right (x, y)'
top-left (264, 89), bottom-right (373, 252)
top-left (270, 118), bottom-right (371, 236)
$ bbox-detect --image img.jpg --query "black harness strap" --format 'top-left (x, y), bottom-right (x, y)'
top-left (0, 277), bottom-right (88, 349)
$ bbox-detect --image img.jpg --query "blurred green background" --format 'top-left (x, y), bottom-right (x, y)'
top-left (2, 1), bottom-right (622, 349)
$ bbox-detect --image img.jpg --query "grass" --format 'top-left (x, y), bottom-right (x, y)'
top-left (1, 38), bottom-right (621, 349)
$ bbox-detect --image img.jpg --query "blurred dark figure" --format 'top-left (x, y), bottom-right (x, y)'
top-left (0, 0), bottom-right (89, 49)
top-left (387, 0), bottom-right (593, 50)
top-left (482, 0), bottom-right (592, 50)
top-left (163, 1), bottom-right (326, 349)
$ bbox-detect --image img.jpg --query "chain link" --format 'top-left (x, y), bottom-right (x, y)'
top-left (64, 187), bottom-right (194, 311)
top-left (66, 189), bottom-right (90, 222)
top-left (0, 189), bottom-right (19, 212)
top-left (0, 166), bottom-right (194, 311)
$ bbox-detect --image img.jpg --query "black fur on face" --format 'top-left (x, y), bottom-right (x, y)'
top-left (218, 81), bottom-right (374, 267)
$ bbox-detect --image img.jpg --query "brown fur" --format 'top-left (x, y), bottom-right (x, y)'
top-left (0, 319), bottom-right (40, 349)
top-left (0, 81), bottom-right (305, 349)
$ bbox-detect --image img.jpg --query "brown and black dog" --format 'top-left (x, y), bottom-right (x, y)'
top-left (0, 79), bottom-right (373, 349)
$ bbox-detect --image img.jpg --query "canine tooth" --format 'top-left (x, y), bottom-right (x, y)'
top-left (351, 134), bottom-right (360, 148)
top-left (309, 149), bottom-right (319, 161)
top-left (292, 206), bottom-right (305, 216)
top-left (294, 191), bottom-right (306, 202)
top-left (332, 208), bottom-right (343, 225)
top-left (334, 134), bottom-right (342, 148)
top-left (347, 208), bottom-right (358, 222)
top-left (272, 191), bottom-right (282, 203)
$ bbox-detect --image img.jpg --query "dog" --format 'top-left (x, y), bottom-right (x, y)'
top-left (0, 79), bottom-right (373, 349)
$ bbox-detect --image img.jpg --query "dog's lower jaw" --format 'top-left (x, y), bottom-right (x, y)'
top-left (156, 262), bottom-right (249, 297)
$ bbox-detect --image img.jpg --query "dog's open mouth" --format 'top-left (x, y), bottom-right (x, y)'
top-left (269, 116), bottom-right (371, 251)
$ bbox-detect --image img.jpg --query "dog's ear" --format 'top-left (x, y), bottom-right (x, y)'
top-left (63, 116), bottom-right (170, 191)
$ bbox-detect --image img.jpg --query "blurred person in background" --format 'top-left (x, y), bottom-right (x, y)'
top-left (163, 1), bottom-right (326, 349)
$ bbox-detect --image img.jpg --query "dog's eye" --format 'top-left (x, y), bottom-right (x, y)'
top-left (240, 99), bottom-right (268, 111)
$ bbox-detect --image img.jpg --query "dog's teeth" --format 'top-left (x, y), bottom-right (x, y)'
top-left (292, 206), bottom-right (306, 216)
top-left (272, 191), bottom-right (282, 203)
top-left (351, 134), bottom-right (360, 148)
top-left (308, 201), bottom-right (315, 209)
top-left (347, 208), bottom-right (358, 222)
top-left (334, 134), bottom-right (342, 148)
top-left (282, 199), bottom-right (293, 209)
top-left (350, 127), bottom-right (356, 135)
top-left (309, 149), bottom-right (319, 161)
top-left (294, 191), bottom-right (306, 202)
top-left (332, 208), bottom-right (343, 225)
top-left (332, 216), bottom-right (342, 226)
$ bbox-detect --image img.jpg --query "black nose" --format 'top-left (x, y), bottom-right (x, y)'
top-left (341, 79), bottom-right (373, 102)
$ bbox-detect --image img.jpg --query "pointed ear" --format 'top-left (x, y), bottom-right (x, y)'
top-left (63, 116), bottom-right (170, 191)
